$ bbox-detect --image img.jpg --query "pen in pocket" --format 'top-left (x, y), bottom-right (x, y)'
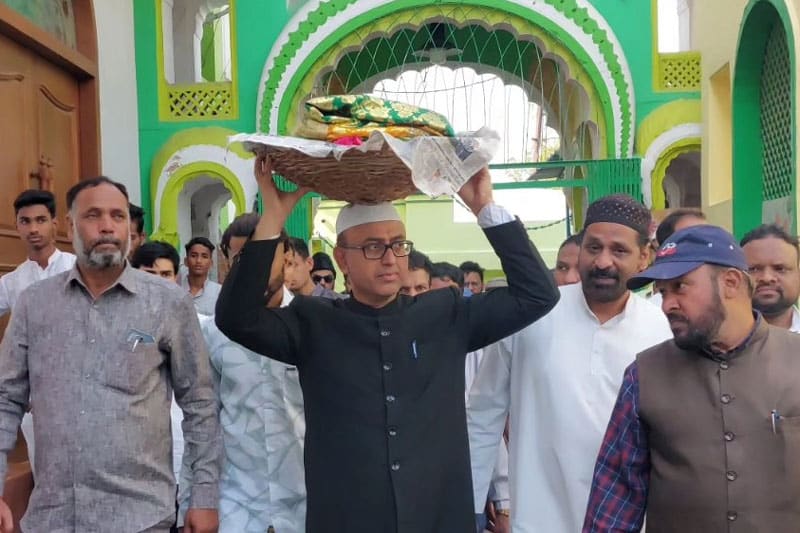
top-left (771, 409), bottom-right (783, 434)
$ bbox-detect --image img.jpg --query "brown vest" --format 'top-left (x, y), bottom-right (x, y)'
top-left (637, 320), bottom-right (800, 532)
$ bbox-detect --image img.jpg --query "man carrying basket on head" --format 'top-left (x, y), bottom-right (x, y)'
top-left (215, 155), bottom-right (559, 533)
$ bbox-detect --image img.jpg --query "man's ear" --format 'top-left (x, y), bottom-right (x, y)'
top-left (638, 245), bottom-right (651, 272)
top-left (66, 214), bottom-right (73, 241)
top-left (721, 268), bottom-right (747, 298)
top-left (333, 247), bottom-right (348, 276)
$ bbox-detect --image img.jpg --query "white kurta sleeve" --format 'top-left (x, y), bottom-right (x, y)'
top-left (0, 275), bottom-right (11, 317)
top-left (488, 438), bottom-right (510, 507)
top-left (467, 336), bottom-right (513, 512)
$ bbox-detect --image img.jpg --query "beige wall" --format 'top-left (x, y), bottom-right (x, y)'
top-left (693, 0), bottom-right (748, 229)
top-left (694, 0), bottom-right (800, 230)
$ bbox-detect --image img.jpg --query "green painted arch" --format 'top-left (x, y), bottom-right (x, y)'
top-left (150, 161), bottom-right (247, 248)
top-left (149, 127), bottom-right (251, 199)
top-left (261, 0), bottom-right (632, 157)
top-left (732, 0), bottom-right (797, 238)
top-left (651, 137), bottom-right (701, 209)
top-left (635, 99), bottom-right (701, 155)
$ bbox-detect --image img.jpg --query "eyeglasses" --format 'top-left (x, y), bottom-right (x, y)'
top-left (340, 240), bottom-right (414, 260)
top-left (312, 274), bottom-right (334, 284)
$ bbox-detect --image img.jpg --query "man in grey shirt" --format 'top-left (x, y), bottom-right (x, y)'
top-left (0, 177), bottom-right (221, 533)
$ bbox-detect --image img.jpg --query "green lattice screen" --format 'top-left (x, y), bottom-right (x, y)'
top-left (303, 7), bottom-right (605, 165)
top-left (282, 6), bottom-right (639, 238)
top-left (760, 23), bottom-right (793, 202)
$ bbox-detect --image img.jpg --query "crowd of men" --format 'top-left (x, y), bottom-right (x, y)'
top-left (0, 163), bottom-right (798, 532)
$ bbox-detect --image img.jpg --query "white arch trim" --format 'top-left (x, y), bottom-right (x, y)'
top-left (256, 0), bottom-right (635, 156)
top-left (152, 144), bottom-right (258, 232)
top-left (640, 123), bottom-right (702, 207)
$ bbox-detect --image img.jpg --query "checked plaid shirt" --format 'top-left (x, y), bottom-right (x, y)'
top-left (582, 363), bottom-right (649, 532)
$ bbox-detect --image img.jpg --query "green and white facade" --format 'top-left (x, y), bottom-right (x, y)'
top-left (132, 0), bottom-right (704, 271)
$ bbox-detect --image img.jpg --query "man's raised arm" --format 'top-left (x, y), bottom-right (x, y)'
top-left (215, 156), bottom-right (309, 364)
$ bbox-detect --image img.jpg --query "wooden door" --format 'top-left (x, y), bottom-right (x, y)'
top-left (0, 33), bottom-right (34, 276)
top-left (0, 33), bottom-right (79, 278)
top-left (34, 52), bottom-right (80, 244)
top-left (0, 3), bottom-right (98, 528)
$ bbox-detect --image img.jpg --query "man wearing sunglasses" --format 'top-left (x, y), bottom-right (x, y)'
top-left (215, 155), bottom-right (559, 533)
top-left (285, 238), bottom-right (345, 300)
top-left (311, 252), bottom-right (338, 291)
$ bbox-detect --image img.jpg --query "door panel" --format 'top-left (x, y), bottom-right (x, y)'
top-left (0, 34), bottom-right (34, 269)
top-left (35, 56), bottom-right (80, 242)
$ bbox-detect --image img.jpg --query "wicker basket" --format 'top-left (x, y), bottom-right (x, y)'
top-left (252, 143), bottom-right (418, 204)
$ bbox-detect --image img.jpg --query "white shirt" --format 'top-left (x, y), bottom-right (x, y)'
top-left (1, 248), bottom-right (76, 471)
top-left (0, 248), bottom-right (76, 316)
top-left (791, 307), bottom-right (800, 333)
top-left (467, 283), bottom-right (672, 532)
top-left (179, 276), bottom-right (221, 316)
top-left (465, 349), bottom-right (510, 509)
top-left (170, 397), bottom-right (184, 482)
top-left (179, 287), bottom-right (306, 533)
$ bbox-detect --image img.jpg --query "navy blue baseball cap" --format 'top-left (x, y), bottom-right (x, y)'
top-left (627, 224), bottom-right (749, 290)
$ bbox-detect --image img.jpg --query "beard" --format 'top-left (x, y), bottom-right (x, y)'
top-left (581, 266), bottom-right (627, 303)
top-left (667, 282), bottom-right (726, 351)
top-left (752, 284), bottom-right (796, 317)
top-left (73, 225), bottom-right (130, 269)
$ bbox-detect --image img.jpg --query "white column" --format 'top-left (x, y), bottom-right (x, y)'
top-left (95, 0), bottom-right (142, 201)
top-left (677, 0), bottom-right (692, 51)
top-left (161, 0), bottom-right (175, 84)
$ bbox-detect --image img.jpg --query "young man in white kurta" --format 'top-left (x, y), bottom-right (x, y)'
top-left (1, 190), bottom-right (76, 471)
top-left (467, 194), bottom-right (673, 532)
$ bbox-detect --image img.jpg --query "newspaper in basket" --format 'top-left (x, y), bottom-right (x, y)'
top-left (229, 127), bottom-right (500, 204)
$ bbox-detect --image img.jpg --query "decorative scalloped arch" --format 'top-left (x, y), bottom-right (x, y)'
top-left (256, 0), bottom-right (634, 157)
top-left (635, 100), bottom-right (701, 155)
top-left (636, 100), bottom-right (702, 208)
top-left (640, 124), bottom-right (701, 208)
top-left (650, 136), bottom-right (701, 209)
top-left (148, 127), bottom-right (256, 247)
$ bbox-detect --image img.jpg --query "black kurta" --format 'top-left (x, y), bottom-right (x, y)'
top-left (216, 219), bottom-right (558, 533)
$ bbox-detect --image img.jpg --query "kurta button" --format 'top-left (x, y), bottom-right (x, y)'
top-left (724, 432), bottom-right (735, 442)
top-left (719, 361), bottom-right (729, 370)
top-left (89, 339), bottom-right (95, 344)
top-left (726, 471), bottom-right (737, 481)
top-left (391, 461), bottom-right (400, 471)
top-left (388, 427), bottom-right (398, 437)
top-left (721, 394), bottom-right (732, 404)
top-left (383, 362), bottom-right (393, 371)
top-left (386, 395), bottom-right (396, 403)
top-left (727, 511), bottom-right (738, 521)
top-left (380, 330), bottom-right (390, 337)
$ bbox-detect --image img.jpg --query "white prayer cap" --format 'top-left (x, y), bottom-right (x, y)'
top-left (335, 202), bottom-right (402, 235)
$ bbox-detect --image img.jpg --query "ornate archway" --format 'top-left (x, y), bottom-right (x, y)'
top-left (257, 0), bottom-right (635, 158)
top-left (148, 127), bottom-right (254, 247)
top-left (636, 100), bottom-right (702, 208)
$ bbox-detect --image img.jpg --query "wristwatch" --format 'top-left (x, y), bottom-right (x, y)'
top-left (495, 508), bottom-right (510, 517)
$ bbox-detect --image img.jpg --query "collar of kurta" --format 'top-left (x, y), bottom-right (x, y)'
top-left (575, 283), bottom-right (636, 326)
top-left (343, 293), bottom-right (407, 316)
top-left (698, 312), bottom-right (764, 361)
top-left (25, 247), bottom-right (64, 270)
